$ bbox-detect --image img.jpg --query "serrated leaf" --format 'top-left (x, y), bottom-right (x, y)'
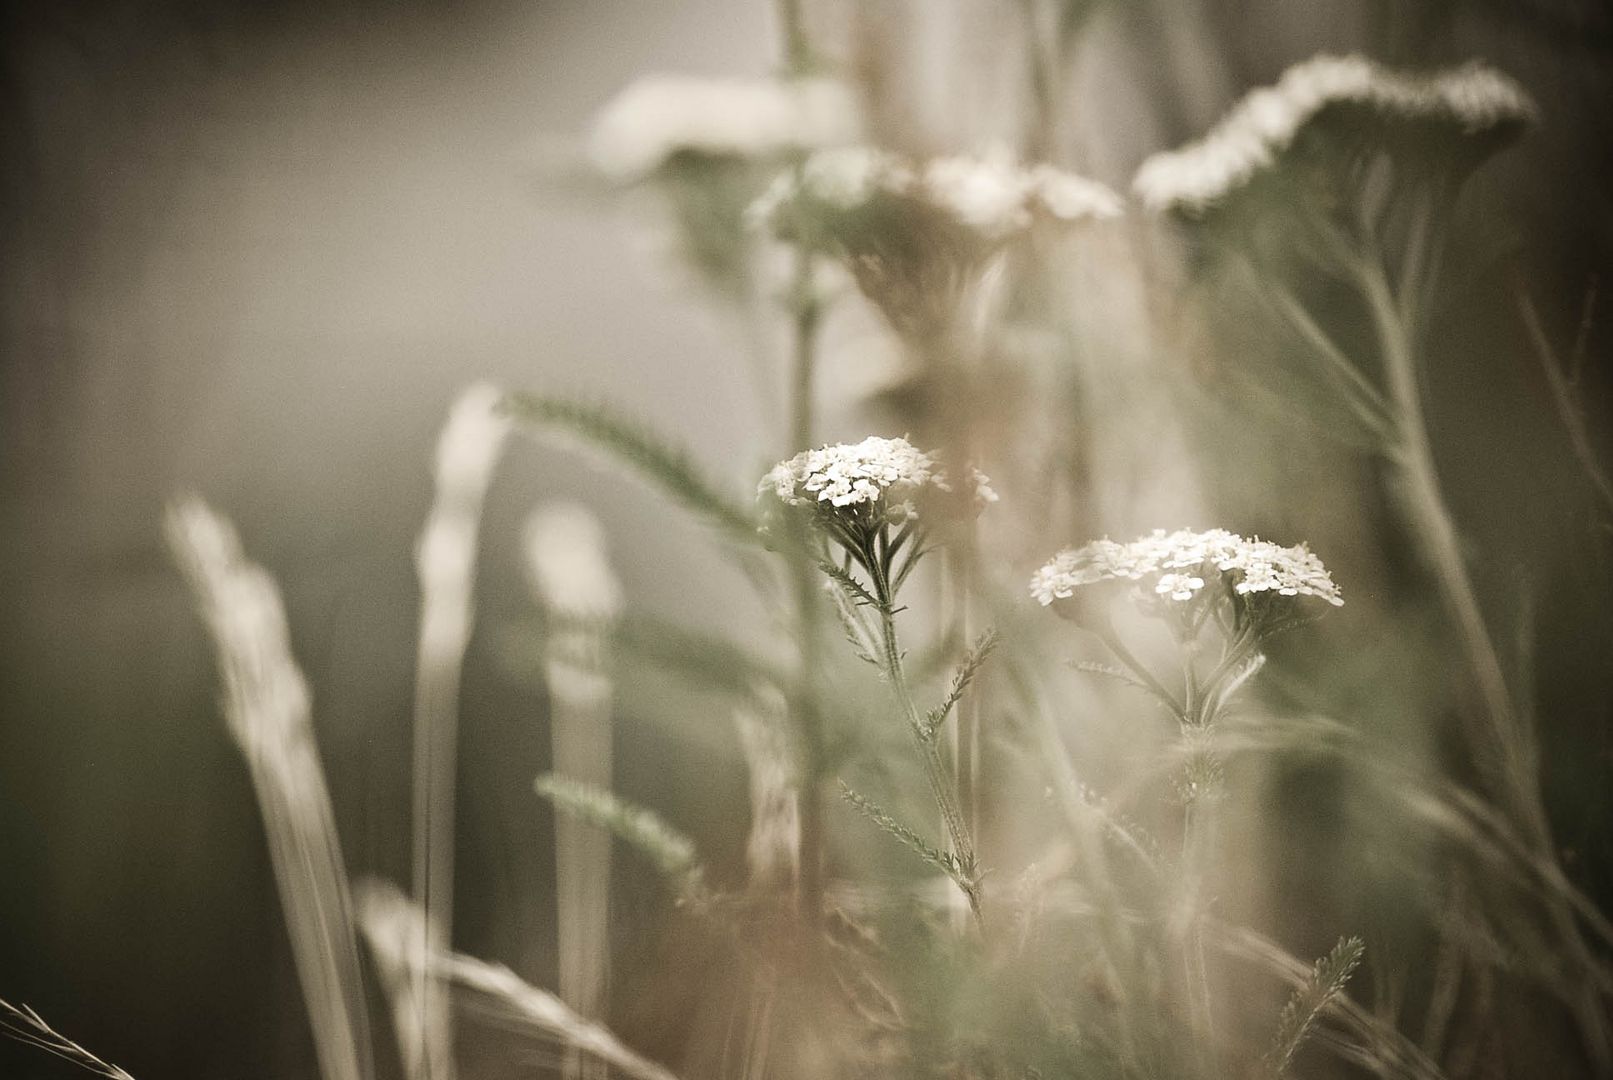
top-left (922, 626), bottom-right (999, 742)
top-left (840, 782), bottom-right (962, 882)
top-left (504, 394), bottom-right (757, 542)
top-left (818, 558), bottom-right (880, 610)
top-left (1262, 935), bottom-right (1365, 1077)
top-left (535, 774), bottom-right (706, 901)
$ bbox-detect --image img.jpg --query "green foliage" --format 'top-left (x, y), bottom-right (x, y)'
top-left (1262, 935), bottom-right (1366, 1077)
top-left (534, 774), bottom-right (706, 901)
top-left (503, 393), bottom-right (758, 543)
top-left (921, 626), bottom-right (999, 742)
top-left (840, 782), bottom-right (976, 889)
top-left (613, 614), bottom-right (789, 699)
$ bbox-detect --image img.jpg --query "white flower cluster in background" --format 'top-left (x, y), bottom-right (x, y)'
top-left (1133, 54), bottom-right (1537, 213)
top-left (760, 435), bottom-right (996, 525)
top-left (587, 75), bottom-right (861, 182)
top-left (1030, 528), bottom-right (1343, 607)
top-left (750, 146), bottom-right (1122, 241)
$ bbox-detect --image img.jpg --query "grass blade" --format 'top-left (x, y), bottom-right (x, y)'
top-left (166, 496), bottom-right (374, 1080)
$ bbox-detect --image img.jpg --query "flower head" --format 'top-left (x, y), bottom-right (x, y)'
top-left (1133, 55), bottom-right (1536, 215)
top-left (588, 75), bottom-right (860, 183)
top-left (761, 435), bottom-right (994, 529)
top-left (752, 148), bottom-right (1118, 338)
top-left (1031, 528), bottom-right (1343, 610)
top-left (752, 146), bottom-right (1120, 244)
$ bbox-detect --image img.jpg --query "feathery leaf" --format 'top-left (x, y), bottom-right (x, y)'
top-left (840, 782), bottom-right (974, 886)
top-left (504, 394), bottom-right (757, 542)
top-left (922, 626), bottom-right (999, 741)
top-left (1263, 936), bottom-right (1366, 1077)
top-left (535, 774), bottom-right (706, 901)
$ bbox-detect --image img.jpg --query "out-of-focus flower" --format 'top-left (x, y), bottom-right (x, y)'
top-left (1133, 54), bottom-right (1536, 214)
top-left (751, 147), bottom-right (1118, 338)
top-left (1030, 527), bottom-right (1343, 608)
top-left (752, 146), bottom-right (1120, 244)
top-left (587, 75), bottom-right (860, 183)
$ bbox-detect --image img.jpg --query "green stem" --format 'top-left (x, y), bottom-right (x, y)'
top-left (775, 0), bottom-right (811, 75)
top-left (870, 546), bottom-right (982, 922)
top-left (1094, 622), bottom-right (1187, 723)
top-left (1357, 254), bottom-right (1542, 844)
top-left (787, 250), bottom-right (826, 924)
top-left (1182, 794), bottom-right (1215, 1068)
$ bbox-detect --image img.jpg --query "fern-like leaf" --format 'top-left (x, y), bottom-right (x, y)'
top-left (504, 394), bottom-right (757, 542)
top-left (921, 626), bottom-right (999, 742)
top-left (818, 558), bottom-right (880, 610)
top-left (826, 583), bottom-right (881, 667)
top-left (1262, 935), bottom-right (1366, 1077)
top-left (535, 774), bottom-right (706, 901)
top-left (840, 782), bottom-right (973, 885)
top-left (614, 615), bottom-right (790, 697)
top-left (1073, 660), bottom-right (1156, 695)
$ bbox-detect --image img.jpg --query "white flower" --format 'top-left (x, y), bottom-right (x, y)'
top-left (750, 146), bottom-right (1120, 241)
top-left (1155, 573), bottom-right (1207, 601)
top-left (1133, 54), bottom-right (1536, 213)
top-left (1030, 528), bottom-right (1344, 608)
top-left (761, 435), bottom-right (993, 526)
top-left (921, 154), bottom-right (1036, 238)
top-left (588, 75), bottom-right (860, 182)
top-left (1027, 164), bottom-right (1127, 223)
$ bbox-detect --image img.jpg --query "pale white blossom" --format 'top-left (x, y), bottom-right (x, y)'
top-left (1133, 54), bottom-right (1536, 213)
top-left (1030, 528), bottom-right (1343, 608)
top-left (750, 146), bottom-right (1120, 241)
top-left (588, 75), bottom-right (860, 182)
top-left (761, 435), bottom-right (994, 525)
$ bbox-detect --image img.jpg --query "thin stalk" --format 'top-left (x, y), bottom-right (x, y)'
top-left (1182, 794), bottom-right (1216, 1067)
top-left (869, 546), bottom-right (981, 922)
top-left (1017, 0), bottom-right (1059, 164)
top-left (775, 0), bottom-right (811, 75)
top-left (1179, 640), bottom-right (1221, 1072)
top-left (951, 549), bottom-right (983, 859)
top-left (1363, 251), bottom-right (1612, 1065)
top-left (788, 262), bottom-right (827, 923)
top-left (1092, 622), bottom-right (1187, 723)
top-left (1356, 254), bottom-right (1536, 839)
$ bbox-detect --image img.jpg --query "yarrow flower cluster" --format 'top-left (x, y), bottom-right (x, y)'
top-left (1132, 54), bottom-right (1536, 214)
top-left (751, 146), bottom-right (1122, 242)
top-left (760, 435), bottom-right (996, 527)
top-left (587, 75), bottom-right (860, 183)
top-left (1030, 528), bottom-right (1344, 609)
top-left (750, 148), bottom-right (1119, 338)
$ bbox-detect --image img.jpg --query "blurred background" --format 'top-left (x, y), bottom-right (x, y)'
top-left (1, 1), bottom-right (1609, 1077)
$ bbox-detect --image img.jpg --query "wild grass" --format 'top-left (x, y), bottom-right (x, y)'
top-left (8, 9), bottom-right (1607, 1080)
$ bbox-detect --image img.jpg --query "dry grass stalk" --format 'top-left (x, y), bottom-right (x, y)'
top-left (356, 880), bottom-right (682, 1080)
top-left (411, 382), bottom-right (511, 1080)
top-left (524, 501), bottom-right (623, 1080)
top-left (165, 496), bottom-right (374, 1080)
top-left (1, 996), bottom-right (137, 1080)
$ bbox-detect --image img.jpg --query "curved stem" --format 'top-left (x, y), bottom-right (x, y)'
top-left (1357, 254), bottom-right (1542, 843)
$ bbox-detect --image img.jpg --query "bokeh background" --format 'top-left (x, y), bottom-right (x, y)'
top-left (2, 1), bottom-right (1609, 1077)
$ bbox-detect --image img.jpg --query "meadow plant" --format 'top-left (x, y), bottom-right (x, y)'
top-left (524, 502), bottom-right (624, 1079)
top-left (15, 14), bottom-right (1610, 1080)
